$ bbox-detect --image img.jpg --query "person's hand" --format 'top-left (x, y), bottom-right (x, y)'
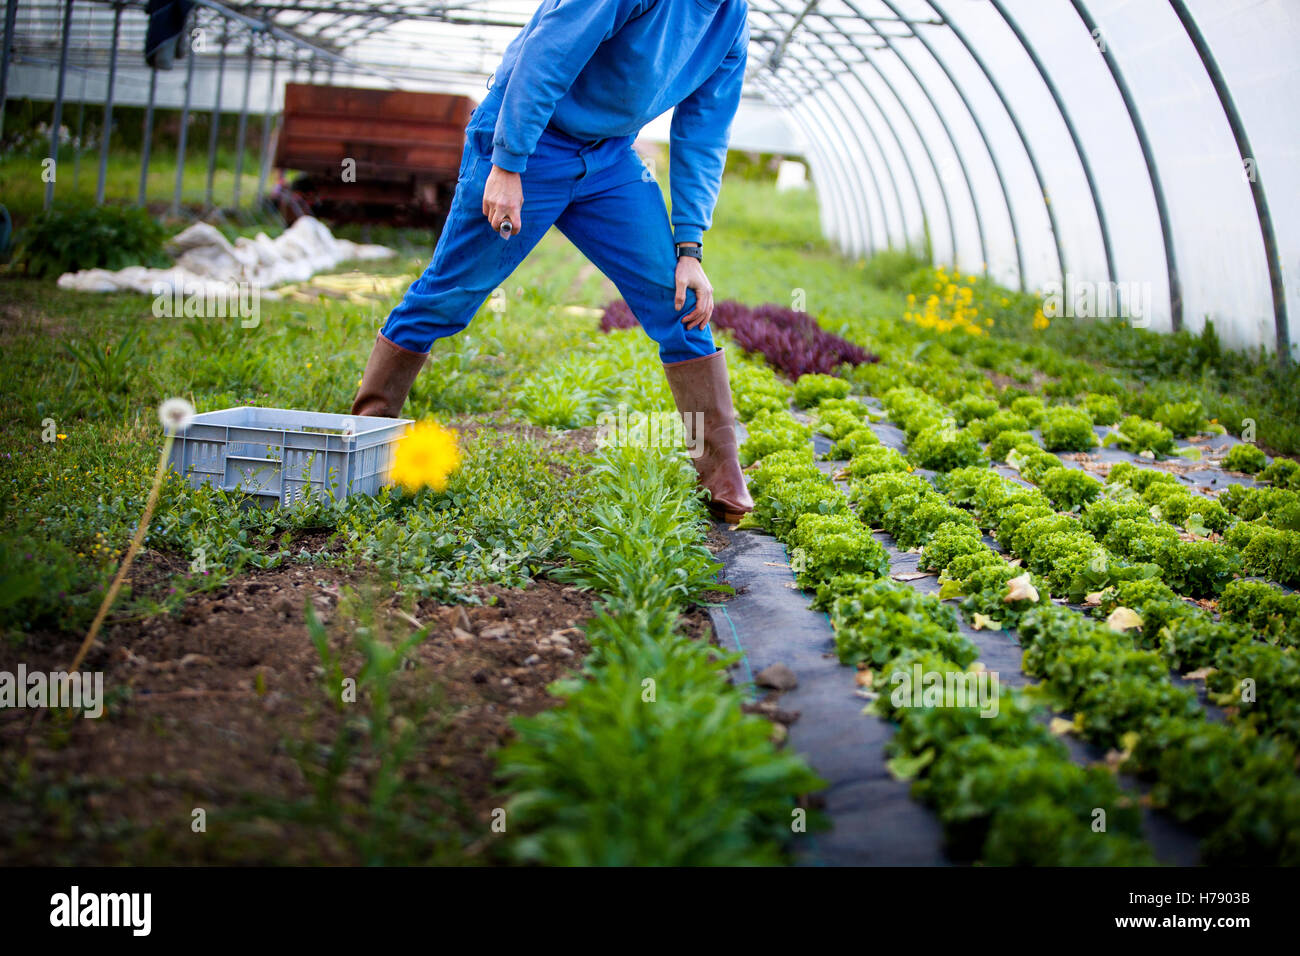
top-left (483, 165), bottom-right (522, 236)
top-left (675, 253), bottom-right (714, 330)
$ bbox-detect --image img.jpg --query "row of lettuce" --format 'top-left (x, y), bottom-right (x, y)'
top-left (734, 362), bottom-right (1300, 865)
top-left (846, 261), bottom-right (1300, 458)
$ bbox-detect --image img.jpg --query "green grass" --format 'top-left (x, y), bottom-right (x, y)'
top-left (0, 224), bottom-right (615, 636)
top-left (0, 145), bottom-right (264, 225)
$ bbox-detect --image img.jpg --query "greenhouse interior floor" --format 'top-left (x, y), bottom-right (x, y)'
top-left (3, 178), bottom-right (1299, 867)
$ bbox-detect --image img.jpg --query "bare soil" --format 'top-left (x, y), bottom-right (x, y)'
top-left (0, 558), bottom-right (600, 865)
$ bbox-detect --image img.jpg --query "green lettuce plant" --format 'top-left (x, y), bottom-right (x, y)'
top-left (1039, 406), bottom-right (1098, 452)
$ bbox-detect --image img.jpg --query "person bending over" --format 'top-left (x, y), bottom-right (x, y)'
top-left (351, 0), bottom-right (753, 521)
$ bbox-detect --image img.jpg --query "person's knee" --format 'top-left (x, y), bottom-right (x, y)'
top-left (381, 284), bottom-right (481, 351)
top-left (619, 284), bottom-right (714, 363)
top-left (654, 320), bottom-right (715, 365)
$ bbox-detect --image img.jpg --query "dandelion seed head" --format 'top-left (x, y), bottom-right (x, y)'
top-left (158, 397), bottom-right (196, 434)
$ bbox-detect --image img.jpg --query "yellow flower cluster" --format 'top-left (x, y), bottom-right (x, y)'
top-left (1032, 307), bottom-right (1050, 331)
top-left (388, 419), bottom-right (461, 493)
top-left (902, 266), bottom-right (992, 337)
top-left (82, 531), bottom-right (122, 563)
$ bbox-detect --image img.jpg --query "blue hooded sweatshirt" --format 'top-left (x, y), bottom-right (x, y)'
top-left (484, 0), bottom-right (749, 245)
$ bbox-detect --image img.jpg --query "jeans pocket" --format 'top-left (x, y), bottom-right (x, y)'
top-left (456, 141), bottom-right (476, 182)
top-left (470, 125), bottom-right (494, 159)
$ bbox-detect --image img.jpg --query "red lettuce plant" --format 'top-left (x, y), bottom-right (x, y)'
top-left (600, 299), bottom-right (877, 378)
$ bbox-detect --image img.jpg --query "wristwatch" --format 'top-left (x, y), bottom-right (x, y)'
top-left (675, 242), bottom-right (703, 263)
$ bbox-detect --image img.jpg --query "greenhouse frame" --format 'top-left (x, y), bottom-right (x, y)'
top-left (3, 0), bottom-right (1295, 354)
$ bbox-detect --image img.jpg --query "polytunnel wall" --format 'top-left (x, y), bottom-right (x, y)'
top-left (2, 0), bottom-right (1296, 357)
top-left (749, 0), bottom-right (1299, 359)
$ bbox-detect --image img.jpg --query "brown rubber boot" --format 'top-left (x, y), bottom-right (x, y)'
top-left (663, 348), bottom-right (755, 523)
top-left (350, 334), bottom-right (428, 418)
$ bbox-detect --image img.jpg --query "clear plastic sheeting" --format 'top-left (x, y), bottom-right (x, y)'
top-left (750, 0), bottom-right (1298, 357)
top-left (3, 0), bottom-right (1297, 356)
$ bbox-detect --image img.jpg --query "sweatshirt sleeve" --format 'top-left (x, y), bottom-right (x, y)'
top-left (668, 18), bottom-right (748, 245)
top-left (491, 0), bottom-right (646, 172)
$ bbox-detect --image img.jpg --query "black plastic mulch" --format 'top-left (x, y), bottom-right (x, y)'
top-left (705, 406), bottom-right (1270, 865)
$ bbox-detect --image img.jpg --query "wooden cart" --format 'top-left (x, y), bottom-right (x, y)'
top-left (273, 83), bottom-right (475, 228)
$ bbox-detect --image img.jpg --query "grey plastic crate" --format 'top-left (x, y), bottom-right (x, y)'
top-left (168, 406), bottom-right (412, 507)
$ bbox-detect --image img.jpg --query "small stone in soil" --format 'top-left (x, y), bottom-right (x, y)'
top-left (755, 663), bottom-right (798, 691)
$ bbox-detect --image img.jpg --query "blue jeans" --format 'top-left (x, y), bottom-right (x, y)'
top-left (380, 103), bottom-right (716, 364)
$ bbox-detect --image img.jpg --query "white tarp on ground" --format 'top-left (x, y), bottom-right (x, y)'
top-left (56, 216), bottom-right (396, 299)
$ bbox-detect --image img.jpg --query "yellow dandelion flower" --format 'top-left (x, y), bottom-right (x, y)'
top-left (57, 434), bottom-right (67, 440)
top-left (388, 420), bottom-right (461, 493)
